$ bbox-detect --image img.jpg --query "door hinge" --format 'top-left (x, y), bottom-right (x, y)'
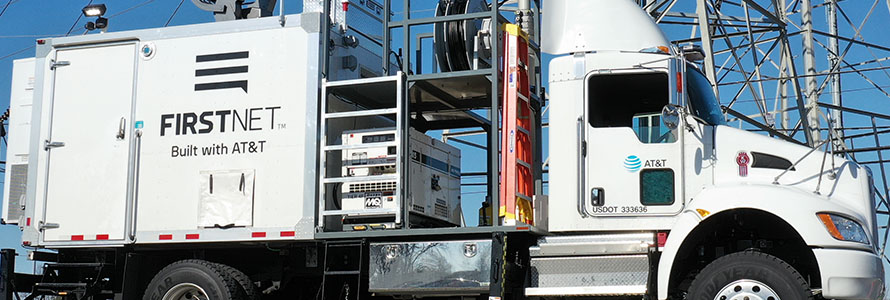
top-left (50, 60), bottom-right (70, 70)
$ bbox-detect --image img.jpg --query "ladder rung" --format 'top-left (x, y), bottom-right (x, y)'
top-left (323, 175), bottom-right (398, 184)
top-left (517, 126), bottom-right (530, 136)
top-left (324, 108), bottom-right (398, 119)
top-left (515, 193), bottom-right (532, 202)
top-left (324, 142), bottom-right (397, 151)
top-left (321, 208), bottom-right (399, 216)
top-left (517, 159), bottom-right (532, 169)
top-left (324, 270), bottom-right (361, 275)
top-left (517, 93), bottom-right (529, 102)
top-left (325, 241), bottom-right (365, 247)
top-left (35, 283), bottom-right (87, 289)
top-left (44, 262), bottom-right (107, 269)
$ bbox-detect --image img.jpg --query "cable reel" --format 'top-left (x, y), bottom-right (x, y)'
top-left (434, 0), bottom-right (492, 72)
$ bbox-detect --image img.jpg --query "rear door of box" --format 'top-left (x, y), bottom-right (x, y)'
top-left (42, 43), bottom-right (136, 242)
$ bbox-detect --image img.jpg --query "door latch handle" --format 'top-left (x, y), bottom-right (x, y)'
top-left (44, 140), bottom-right (65, 150)
top-left (39, 222), bottom-right (59, 231)
top-left (50, 60), bottom-right (70, 70)
top-left (117, 117), bottom-right (126, 140)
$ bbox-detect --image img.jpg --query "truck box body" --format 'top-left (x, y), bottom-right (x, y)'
top-left (24, 15), bottom-right (322, 246)
top-left (1, 58), bottom-right (35, 225)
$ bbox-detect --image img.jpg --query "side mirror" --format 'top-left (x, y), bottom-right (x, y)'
top-left (681, 44), bottom-right (705, 62)
top-left (661, 105), bottom-right (681, 130)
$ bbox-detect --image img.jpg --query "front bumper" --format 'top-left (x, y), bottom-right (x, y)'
top-left (813, 248), bottom-right (884, 300)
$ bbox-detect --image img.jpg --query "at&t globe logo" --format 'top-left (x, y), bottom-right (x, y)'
top-left (624, 155), bottom-right (642, 172)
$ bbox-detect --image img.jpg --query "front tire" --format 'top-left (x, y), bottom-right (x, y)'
top-left (143, 260), bottom-right (243, 300)
top-left (687, 251), bottom-right (812, 300)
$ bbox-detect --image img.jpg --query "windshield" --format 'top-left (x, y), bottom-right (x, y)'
top-left (686, 65), bottom-right (727, 125)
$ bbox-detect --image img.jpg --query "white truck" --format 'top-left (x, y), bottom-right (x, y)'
top-left (0, 0), bottom-right (883, 300)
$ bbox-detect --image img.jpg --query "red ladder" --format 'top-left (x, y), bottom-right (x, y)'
top-left (499, 24), bottom-right (534, 226)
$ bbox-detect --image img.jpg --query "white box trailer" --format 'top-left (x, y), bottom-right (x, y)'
top-left (18, 15), bottom-right (322, 246)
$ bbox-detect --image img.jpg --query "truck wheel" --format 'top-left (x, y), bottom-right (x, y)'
top-left (687, 251), bottom-right (811, 300)
top-left (213, 263), bottom-right (261, 300)
top-left (143, 260), bottom-right (243, 300)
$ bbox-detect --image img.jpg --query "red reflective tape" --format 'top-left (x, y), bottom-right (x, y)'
top-left (252, 232), bottom-right (266, 238)
top-left (71, 235), bottom-right (84, 241)
top-left (279, 231), bottom-right (295, 237)
top-left (159, 234), bottom-right (173, 240)
top-left (516, 226), bottom-right (529, 231)
top-left (96, 234), bottom-right (109, 240)
top-left (185, 234), bottom-right (200, 240)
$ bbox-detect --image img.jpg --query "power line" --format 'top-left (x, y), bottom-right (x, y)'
top-left (108, 0), bottom-right (155, 18)
top-left (0, 45), bottom-right (34, 62)
top-left (65, 0), bottom-right (93, 36)
top-left (0, 0), bottom-right (12, 19)
top-left (165, 0), bottom-right (186, 27)
top-left (0, 35), bottom-right (64, 39)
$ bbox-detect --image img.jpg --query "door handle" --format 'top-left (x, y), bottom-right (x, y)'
top-left (39, 222), bottom-right (59, 231)
top-left (117, 117), bottom-right (126, 140)
top-left (44, 140), bottom-right (65, 150)
top-left (577, 116), bottom-right (590, 218)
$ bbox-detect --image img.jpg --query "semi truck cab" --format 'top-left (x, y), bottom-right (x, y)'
top-left (539, 1), bottom-right (883, 298)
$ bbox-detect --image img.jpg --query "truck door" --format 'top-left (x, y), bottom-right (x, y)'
top-left (42, 43), bottom-right (136, 242)
top-left (581, 66), bottom-right (686, 217)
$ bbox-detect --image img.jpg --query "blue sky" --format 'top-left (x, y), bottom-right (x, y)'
top-left (0, 0), bottom-right (888, 282)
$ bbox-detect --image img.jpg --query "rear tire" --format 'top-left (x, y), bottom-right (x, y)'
top-left (213, 263), bottom-right (261, 300)
top-left (142, 259), bottom-right (243, 300)
top-left (687, 250), bottom-right (811, 300)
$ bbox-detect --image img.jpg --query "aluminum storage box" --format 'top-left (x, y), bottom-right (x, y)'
top-left (369, 239), bottom-right (492, 296)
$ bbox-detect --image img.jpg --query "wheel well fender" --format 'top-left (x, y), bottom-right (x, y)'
top-left (656, 208), bottom-right (820, 298)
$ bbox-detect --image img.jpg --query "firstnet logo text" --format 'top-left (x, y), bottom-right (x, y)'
top-left (160, 107), bottom-right (280, 136)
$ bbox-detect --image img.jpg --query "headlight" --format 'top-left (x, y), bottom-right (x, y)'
top-left (817, 213), bottom-right (870, 245)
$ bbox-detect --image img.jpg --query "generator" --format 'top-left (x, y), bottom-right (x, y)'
top-left (340, 128), bottom-right (462, 228)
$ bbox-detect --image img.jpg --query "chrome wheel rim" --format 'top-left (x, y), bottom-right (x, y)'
top-left (162, 283), bottom-right (209, 300)
top-left (714, 279), bottom-right (780, 300)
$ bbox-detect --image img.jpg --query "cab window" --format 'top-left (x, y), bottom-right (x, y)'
top-left (686, 66), bottom-right (727, 125)
top-left (588, 73), bottom-right (675, 143)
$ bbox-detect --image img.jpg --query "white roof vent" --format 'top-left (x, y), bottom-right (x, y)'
top-left (542, 0), bottom-right (671, 55)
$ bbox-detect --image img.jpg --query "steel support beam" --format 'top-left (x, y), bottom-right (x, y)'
top-left (697, 0), bottom-right (720, 98)
top-left (801, 0), bottom-right (822, 144)
top-left (741, 0), bottom-right (786, 25)
top-left (826, 0), bottom-right (844, 142)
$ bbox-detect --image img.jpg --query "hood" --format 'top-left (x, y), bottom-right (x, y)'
top-left (713, 126), bottom-right (878, 246)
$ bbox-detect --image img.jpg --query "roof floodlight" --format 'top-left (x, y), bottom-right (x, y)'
top-left (82, 4), bottom-right (107, 17)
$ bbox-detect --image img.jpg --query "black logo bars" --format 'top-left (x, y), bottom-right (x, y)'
top-left (194, 51), bottom-right (249, 93)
